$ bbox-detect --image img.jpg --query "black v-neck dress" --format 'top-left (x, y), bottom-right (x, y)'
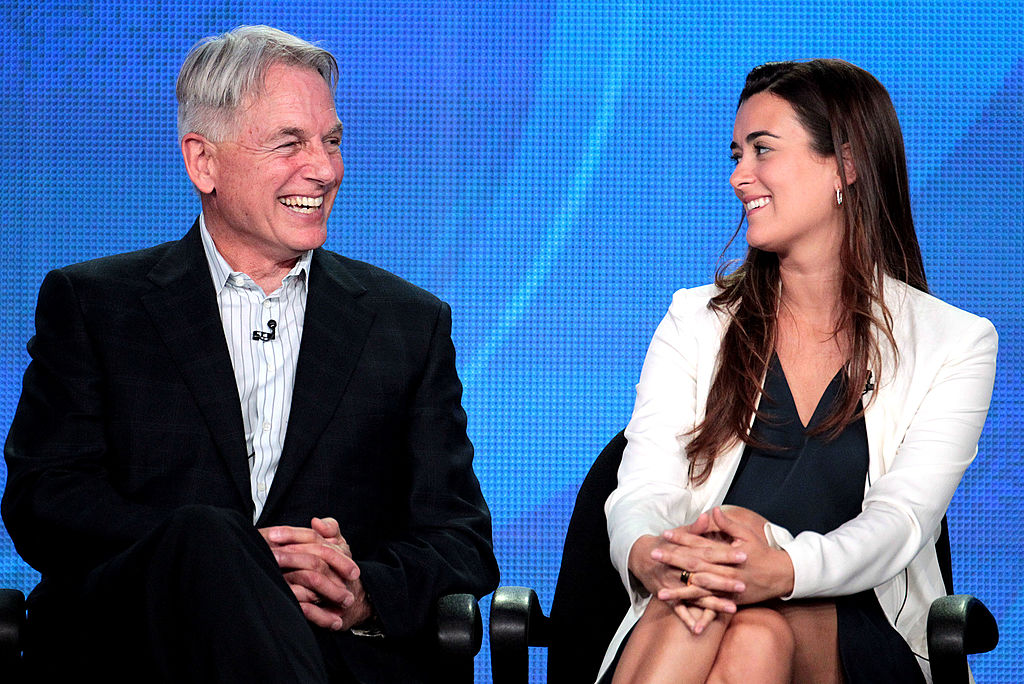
top-left (721, 354), bottom-right (925, 683)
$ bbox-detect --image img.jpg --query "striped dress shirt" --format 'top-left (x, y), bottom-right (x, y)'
top-left (199, 216), bottom-right (311, 522)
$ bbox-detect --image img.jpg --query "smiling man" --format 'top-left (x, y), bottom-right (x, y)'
top-left (2, 26), bottom-right (498, 683)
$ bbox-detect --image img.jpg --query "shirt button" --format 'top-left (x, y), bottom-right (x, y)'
top-left (257, 482), bottom-right (266, 493)
top-left (262, 422), bottom-right (271, 431)
top-left (263, 300), bottom-right (273, 309)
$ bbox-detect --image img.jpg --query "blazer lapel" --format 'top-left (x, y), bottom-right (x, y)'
top-left (140, 220), bottom-right (253, 512)
top-left (258, 250), bottom-right (375, 522)
top-left (862, 277), bottom-right (915, 491)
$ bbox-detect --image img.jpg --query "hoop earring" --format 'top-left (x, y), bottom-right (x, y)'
top-left (836, 188), bottom-right (843, 206)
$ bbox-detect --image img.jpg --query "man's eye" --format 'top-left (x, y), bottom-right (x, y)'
top-left (754, 144), bottom-right (771, 155)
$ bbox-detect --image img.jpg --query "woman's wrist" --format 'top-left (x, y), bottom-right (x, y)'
top-left (629, 534), bottom-right (671, 597)
top-left (773, 547), bottom-right (796, 597)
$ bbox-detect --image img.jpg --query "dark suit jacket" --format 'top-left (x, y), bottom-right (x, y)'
top-left (2, 220), bottom-right (499, 681)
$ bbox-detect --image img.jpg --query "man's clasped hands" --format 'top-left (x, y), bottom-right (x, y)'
top-left (260, 517), bottom-right (373, 632)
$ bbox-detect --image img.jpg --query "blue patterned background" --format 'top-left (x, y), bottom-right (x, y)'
top-left (1, 1), bottom-right (1020, 680)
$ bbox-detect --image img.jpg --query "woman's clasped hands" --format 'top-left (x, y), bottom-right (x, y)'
top-left (628, 506), bottom-right (795, 635)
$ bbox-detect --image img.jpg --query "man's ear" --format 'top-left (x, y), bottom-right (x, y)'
top-left (838, 142), bottom-right (857, 186)
top-left (181, 133), bottom-right (217, 195)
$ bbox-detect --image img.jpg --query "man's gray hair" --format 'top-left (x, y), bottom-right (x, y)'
top-left (176, 25), bottom-right (339, 142)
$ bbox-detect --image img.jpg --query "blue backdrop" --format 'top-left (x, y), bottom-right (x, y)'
top-left (1, 1), bottom-right (1020, 680)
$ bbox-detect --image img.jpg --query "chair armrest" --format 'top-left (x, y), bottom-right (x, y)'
top-left (490, 586), bottom-right (550, 684)
top-left (435, 593), bottom-right (482, 684)
top-left (0, 588), bottom-right (25, 671)
top-left (436, 593), bottom-right (482, 657)
top-left (928, 594), bottom-right (999, 684)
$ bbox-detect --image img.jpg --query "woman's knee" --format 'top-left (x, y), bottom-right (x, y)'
top-left (706, 608), bottom-right (795, 684)
top-left (727, 607), bottom-right (796, 659)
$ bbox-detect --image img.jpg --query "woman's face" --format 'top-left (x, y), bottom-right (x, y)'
top-left (730, 92), bottom-right (843, 265)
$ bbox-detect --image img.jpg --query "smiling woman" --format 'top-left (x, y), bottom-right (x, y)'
top-left (730, 91), bottom-right (849, 272)
top-left (598, 59), bottom-right (997, 684)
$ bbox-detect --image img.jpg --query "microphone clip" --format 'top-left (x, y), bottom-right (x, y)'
top-left (252, 319), bottom-right (277, 342)
top-left (863, 370), bottom-right (875, 395)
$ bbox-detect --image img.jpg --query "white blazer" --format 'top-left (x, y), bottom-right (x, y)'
top-left (599, 278), bottom-right (998, 683)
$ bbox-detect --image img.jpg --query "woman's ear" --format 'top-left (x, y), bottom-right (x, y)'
top-left (181, 133), bottom-right (217, 195)
top-left (838, 142), bottom-right (857, 185)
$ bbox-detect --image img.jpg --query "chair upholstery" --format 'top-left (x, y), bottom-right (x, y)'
top-left (490, 430), bottom-right (999, 684)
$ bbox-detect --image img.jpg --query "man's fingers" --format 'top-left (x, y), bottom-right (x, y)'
top-left (284, 569), bottom-right (355, 608)
top-left (298, 600), bottom-right (345, 631)
top-left (311, 516), bottom-right (343, 542)
top-left (272, 543), bottom-right (359, 580)
top-left (288, 583), bottom-right (319, 604)
top-left (260, 524), bottom-right (323, 546)
top-left (272, 547), bottom-right (331, 574)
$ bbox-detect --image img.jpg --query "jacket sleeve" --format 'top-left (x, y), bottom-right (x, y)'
top-left (354, 301), bottom-right (499, 637)
top-left (605, 289), bottom-right (714, 610)
top-left (2, 269), bottom-right (167, 576)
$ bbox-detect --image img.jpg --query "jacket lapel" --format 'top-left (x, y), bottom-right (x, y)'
top-left (140, 220), bottom-right (253, 513)
top-left (258, 250), bottom-right (375, 522)
top-left (863, 277), bottom-right (913, 491)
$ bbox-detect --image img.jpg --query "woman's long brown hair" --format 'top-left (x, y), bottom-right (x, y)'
top-left (685, 59), bottom-right (928, 485)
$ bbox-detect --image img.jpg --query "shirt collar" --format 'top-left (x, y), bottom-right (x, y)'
top-left (199, 214), bottom-right (312, 295)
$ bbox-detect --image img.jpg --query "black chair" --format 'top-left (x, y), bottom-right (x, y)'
top-left (0, 587), bottom-right (482, 683)
top-left (490, 430), bottom-right (999, 684)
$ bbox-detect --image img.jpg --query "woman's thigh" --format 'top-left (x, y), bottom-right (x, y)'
top-left (775, 600), bottom-right (843, 684)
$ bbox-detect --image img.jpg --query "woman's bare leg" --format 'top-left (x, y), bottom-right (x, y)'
top-left (776, 601), bottom-right (844, 684)
top-left (706, 607), bottom-right (794, 684)
top-left (612, 598), bottom-right (728, 684)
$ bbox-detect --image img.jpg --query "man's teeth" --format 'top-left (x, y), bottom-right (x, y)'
top-left (280, 196), bottom-right (324, 214)
top-left (745, 197), bottom-right (771, 212)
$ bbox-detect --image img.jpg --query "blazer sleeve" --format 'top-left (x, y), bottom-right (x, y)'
top-left (605, 288), bottom-right (717, 609)
top-left (354, 301), bottom-right (499, 637)
top-left (767, 311), bottom-right (998, 599)
top-left (2, 269), bottom-right (168, 576)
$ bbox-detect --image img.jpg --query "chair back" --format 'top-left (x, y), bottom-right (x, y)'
top-left (547, 431), bottom-right (630, 683)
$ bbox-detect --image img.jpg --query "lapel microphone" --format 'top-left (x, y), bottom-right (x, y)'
top-left (252, 319), bottom-right (277, 342)
top-left (863, 370), bottom-right (875, 395)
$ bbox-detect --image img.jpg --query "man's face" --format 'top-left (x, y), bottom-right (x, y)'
top-left (202, 62), bottom-right (344, 268)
